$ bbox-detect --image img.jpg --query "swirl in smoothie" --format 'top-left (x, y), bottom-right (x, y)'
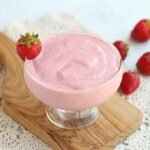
top-left (26, 34), bottom-right (120, 90)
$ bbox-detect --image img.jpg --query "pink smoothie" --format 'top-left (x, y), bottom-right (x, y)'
top-left (26, 33), bottom-right (120, 91)
top-left (24, 33), bottom-right (122, 110)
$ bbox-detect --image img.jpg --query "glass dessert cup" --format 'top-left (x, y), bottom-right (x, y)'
top-left (23, 33), bottom-right (123, 129)
top-left (24, 61), bottom-right (122, 129)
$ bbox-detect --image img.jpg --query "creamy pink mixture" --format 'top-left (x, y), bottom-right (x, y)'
top-left (26, 34), bottom-right (120, 90)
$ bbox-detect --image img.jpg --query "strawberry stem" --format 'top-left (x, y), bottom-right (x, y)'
top-left (18, 33), bottom-right (40, 48)
top-left (146, 20), bottom-right (150, 29)
top-left (124, 44), bottom-right (129, 52)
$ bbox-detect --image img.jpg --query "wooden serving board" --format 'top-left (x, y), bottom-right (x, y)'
top-left (0, 32), bottom-right (143, 150)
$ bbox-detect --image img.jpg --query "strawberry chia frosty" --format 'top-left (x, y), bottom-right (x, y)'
top-left (17, 33), bottom-right (123, 129)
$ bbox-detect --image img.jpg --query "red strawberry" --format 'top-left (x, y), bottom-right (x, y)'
top-left (113, 41), bottom-right (129, 60)
top-left (16, 33), bottom-right (42, 60)
top-left (136, 52), bottom-right (150, 75)
top-left (119, 71), bottom-right (141, 95)
top-left (131, 19), bottom-right (150, 42)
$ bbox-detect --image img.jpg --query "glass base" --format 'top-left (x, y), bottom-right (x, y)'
top-left (46, 106), bottom-right (99, 129)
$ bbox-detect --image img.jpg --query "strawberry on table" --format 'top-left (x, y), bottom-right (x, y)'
top-left (131, 19), bottom-right (150, 42)
top-left (113, 41), bottom-right (129, 60)
top-left (136, 52), bottom-right (150, 75)
top-left (16, 33), bottom-right (42, 60)
top-left (119, 71), bottom-right (141, 95)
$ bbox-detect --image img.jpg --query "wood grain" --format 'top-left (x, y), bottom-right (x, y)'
top-left (0, 32), bottom-right (143, 150)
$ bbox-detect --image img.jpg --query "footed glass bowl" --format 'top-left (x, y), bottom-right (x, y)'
top-left (24, 62), bottom-right (122, 129)
top-left (24, 33), bottom-right (123, 129)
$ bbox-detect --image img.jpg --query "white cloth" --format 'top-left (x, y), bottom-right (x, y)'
top-left (0, 13), bottom-right (149, 150)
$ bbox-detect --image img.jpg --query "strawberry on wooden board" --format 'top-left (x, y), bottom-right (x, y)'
top-left (16, 33), bottom-right (42, 60)
top-left (136, 52), bottom-right (150, 75)
top-left (113, 41), bottom-right (129, 60)
top-left (119, 72), bottom-right (141, 95)
top-left (131, 19), bottom-right (150, 42)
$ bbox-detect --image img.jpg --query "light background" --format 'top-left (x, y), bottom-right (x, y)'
top-left (0, 0), bottom-right (150, 38)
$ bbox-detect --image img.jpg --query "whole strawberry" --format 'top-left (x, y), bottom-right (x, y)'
top-left (119, 71), bottom-right (141, 95)
top-left (131, 19), bottom-right (150, 42)
top-left (136, 52), bottom-right (150, 75)
top-left (113, 41), bottom-right (129, 60)
top-left (16, 33), bottom-right (42, 60)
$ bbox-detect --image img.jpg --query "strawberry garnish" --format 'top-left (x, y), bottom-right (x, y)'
top-left (119, 71), bottom-right (141, 95)
top-left (136, 52), bottom-right (150, 75)
top-left (16, 33), bottom-right (42, 60)
top-left (113, 41), bottom-right (129, 60)
top-left (131, 19), bottom-right (150, 42)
